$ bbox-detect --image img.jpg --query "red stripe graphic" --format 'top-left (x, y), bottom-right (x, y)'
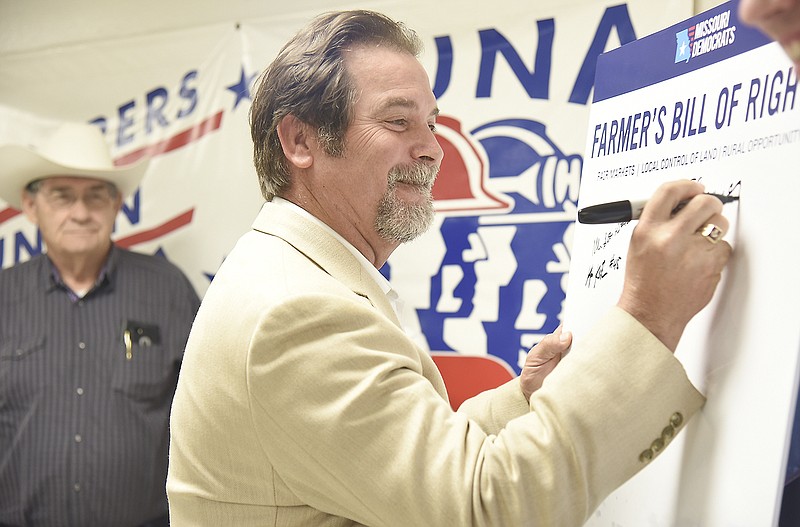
top-left (0, 208), bottom-right (21, 223)
top-left (115, 209), bottom-right (194, 248)
top-left (115, 111), bottom-right (224, 166)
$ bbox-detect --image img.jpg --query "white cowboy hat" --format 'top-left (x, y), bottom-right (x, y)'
top-left (0, 122), bottom-right (150, 209)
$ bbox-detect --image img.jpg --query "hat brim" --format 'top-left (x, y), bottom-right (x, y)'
top-left (0, 144), bottom-right (150, 210)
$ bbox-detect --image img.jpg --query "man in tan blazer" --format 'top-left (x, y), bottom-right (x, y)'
top-left (167, 10), bottom-right (732, 526)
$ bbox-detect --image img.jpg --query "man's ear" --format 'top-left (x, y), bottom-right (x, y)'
top-left (276, 114), bottom-right (313, 169)
top-left (112, 191), bottom-right (124, 214)
top-left (21, 190), bottom-right (39, 225)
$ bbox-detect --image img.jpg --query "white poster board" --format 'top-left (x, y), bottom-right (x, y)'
top-left (564, 1), bottom-right (800, 525)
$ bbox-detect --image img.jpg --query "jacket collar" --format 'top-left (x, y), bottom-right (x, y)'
top-left (251, 201), bottom-right (401, 328)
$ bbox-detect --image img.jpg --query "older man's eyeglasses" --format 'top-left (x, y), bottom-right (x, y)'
top-left (35, 184), bottom-right (118, 210)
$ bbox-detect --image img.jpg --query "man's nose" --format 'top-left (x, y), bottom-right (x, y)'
top-left (413, 125), bottom-right (444, 166)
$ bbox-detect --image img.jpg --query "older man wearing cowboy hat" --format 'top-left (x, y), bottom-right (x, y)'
top-left (0, 122), bottom-right (200, 527)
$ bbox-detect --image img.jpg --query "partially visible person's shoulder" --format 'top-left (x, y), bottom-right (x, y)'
top-left (0, 253), bottom-right (47, 281)
top-left (114, 247), bottom-right (199, 299)
top-left (116, 247), bottom-right (190, 278)
top-left (0, 254), bottom-right (48, 300)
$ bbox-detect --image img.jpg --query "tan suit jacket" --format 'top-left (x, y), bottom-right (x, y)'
top-left (167, 202), bottom-right (704, 526)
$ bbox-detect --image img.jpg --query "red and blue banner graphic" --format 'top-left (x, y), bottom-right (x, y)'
top-left (0, 1), bottom-right (693, 393)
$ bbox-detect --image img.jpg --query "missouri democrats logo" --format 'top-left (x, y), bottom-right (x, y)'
top-left (675, 9), bottom-right (737, 64)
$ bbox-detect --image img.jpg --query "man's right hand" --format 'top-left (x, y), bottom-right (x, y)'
top-left (617, 180), bottom-right (733, 351)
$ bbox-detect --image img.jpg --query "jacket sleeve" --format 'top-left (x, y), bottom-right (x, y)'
top-left (457, 377), bottom-right (529, 435)
top-left (247, 295), bottom-right (704, 527)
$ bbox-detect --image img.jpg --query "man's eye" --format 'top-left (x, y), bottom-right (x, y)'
top-left (428, 123), bottom-right (437, 133)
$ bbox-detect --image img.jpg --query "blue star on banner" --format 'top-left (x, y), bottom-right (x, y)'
top-left (227, 67), bottom-right (258, 109)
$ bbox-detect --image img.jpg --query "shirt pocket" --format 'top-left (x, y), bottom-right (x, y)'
top-left (111, 321), bottom-right (173, 402)
top-left (0, 335), bottom-right (46, 400)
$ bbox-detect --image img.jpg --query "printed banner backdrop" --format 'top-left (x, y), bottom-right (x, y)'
top-left (0, 1), bottom-right (692, 377)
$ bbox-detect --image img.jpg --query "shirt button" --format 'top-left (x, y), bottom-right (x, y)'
top-left (74, 434), bottom-right (82, 443)
top-left (76, 387), bottom-right (84, 396)
top-left (78, 342), bottom-right (86, 350)
top-left (73, 483), bottom-right (81, 492)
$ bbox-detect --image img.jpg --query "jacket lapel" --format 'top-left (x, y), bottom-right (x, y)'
top-left (251, 202), bottom-right (402, 328)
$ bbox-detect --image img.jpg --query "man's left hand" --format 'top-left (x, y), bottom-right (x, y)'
top-left (520, 326), bottom-right (572, 401)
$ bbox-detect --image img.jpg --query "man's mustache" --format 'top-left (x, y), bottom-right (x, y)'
top-left (387, 163), bottom-right (439, 191)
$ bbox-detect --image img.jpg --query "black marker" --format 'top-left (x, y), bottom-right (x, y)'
top-left (577, 193), bottom-right (739, 224)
